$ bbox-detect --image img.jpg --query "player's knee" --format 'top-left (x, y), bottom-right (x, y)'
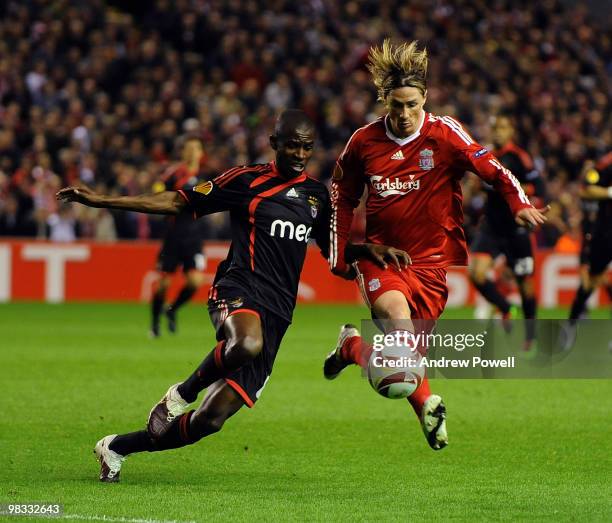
top-left (186, 272), bottom-right (205, 288)
top-left (228, 334), bottom-right (263, 361)
top-left (157, 276), bottom-right (171, 291)
top-left (469, 266), bottom-right (487, 285)
top-left (190, 412), bottom-right (226, 440)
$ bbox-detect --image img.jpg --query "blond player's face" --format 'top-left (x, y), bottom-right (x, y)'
top-left (182, 140), bottom-right (204, 164)
top-left (385, 87), bottom-right (426, 138)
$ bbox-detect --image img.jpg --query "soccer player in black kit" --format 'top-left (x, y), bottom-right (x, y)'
top-left (469, 115), bottom-right (547, 352)
top-left (58, 110), bottom-right (406, 482)
top-left (560, 151), bottom-right (612, 350)
top-left (150, 136), bottom-right (207, 338)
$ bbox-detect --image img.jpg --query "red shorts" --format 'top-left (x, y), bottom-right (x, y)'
top-left (353, 260), bottom-right (448, 320)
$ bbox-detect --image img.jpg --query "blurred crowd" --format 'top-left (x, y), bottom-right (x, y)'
top-left (0, 0), bottom-right (610, 252)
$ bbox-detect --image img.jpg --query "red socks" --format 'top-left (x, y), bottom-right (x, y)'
top-left (340, 335), bottom-right (372, 368)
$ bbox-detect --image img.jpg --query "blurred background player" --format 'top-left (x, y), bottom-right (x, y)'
top-left (575, 159), bottom-right (612, 318)
top-left (325, 40), bottom-right (549, 450)
top-left (561, 152), bottom-right (612, 350)
top-left (150, 136), bottom-right (207, 338)
top-left (468, 114), bottom-right (548, 352)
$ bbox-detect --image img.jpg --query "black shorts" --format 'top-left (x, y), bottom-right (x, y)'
top-left (588, 234), bottom-right (612, 275)
top-left (208, 282), bottom-right (290, 407)
top-left (157, 236), bottom-right (205, 274)
top-left (579, 233), bottom-right (592, 266)
top-left (471, 222), bottom-right (535, 276)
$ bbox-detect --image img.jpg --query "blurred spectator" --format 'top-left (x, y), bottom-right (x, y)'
top-left (47, 204), bottom-right (78, 242)
top-left (0, 0), bottom-right (609, 244)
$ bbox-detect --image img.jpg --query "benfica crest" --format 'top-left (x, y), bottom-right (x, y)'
top-left (418, 149), bottom-right (434, 170)
top-left (308, 196), bottom-right (319, 218)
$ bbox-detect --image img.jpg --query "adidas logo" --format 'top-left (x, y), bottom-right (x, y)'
top-left (391, 150), bottom-right (405, 160)
top-left (286, 187), bottom-right (300, 198)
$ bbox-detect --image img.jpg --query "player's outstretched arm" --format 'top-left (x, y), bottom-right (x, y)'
top-left (56, 186), bottom-right (186, 215)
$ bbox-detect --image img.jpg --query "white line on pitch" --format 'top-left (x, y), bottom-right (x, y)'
top-left (60, 515), bottom-right (196, 523)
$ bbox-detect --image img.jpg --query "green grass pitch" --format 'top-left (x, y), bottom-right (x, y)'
top-left (1, 302), bottom-right (611, 522)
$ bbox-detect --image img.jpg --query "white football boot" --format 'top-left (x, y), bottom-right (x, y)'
top-left (421, 394), bottom-right (448, 450)
top-left (94, 434), bottom-right (125, 483)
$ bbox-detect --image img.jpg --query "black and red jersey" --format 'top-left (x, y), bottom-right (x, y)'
top-left (484, 142), bottom-right (546, 234)
top-left (179, 161), bottom-right (330, 321)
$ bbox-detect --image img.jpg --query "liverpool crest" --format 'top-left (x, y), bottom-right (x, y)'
top-left (418, 149), bottom-right (434, 170)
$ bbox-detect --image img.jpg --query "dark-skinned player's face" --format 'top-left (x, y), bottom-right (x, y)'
top-left (271, 125), bottom-right (315, 178)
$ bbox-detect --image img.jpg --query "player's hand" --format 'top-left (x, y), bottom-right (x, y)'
top-left (362, 243), bottom-right (411, 271)
top-left (515, 205), bottom-right (550, 229)
top-left (56, 186), bottom-right (100, 207)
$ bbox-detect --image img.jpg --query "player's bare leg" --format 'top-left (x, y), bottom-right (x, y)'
top-left (469, 254), bottom-right (513, 331)
top-left (562, 271), bottom-right (607, 351)
top-left (150, 274), bottom-right (171, 338)
top-left (327, 290), bottom-right (447, 450)
top-left (165, 269), bottom-right (205, 334)
top-left (516, 274), bottom-right (537, 353)
top-left (148, 311), bottom-right (263, 438)
top-left (96, 381), bottom-right (244, 483)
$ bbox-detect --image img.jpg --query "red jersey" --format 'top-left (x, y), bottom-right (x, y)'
top-left (330, 112), bottom-right (533, 273)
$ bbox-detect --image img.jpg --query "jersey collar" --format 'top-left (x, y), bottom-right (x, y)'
top-left (384, 110), bottom-right (425, 146)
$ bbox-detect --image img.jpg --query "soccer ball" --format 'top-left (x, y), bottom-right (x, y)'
top-left (367, 343), bottom-right (425, 399)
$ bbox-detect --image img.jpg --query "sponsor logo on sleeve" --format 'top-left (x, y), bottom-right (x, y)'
top-left (472, 148), bottom-right (488, 159)
top-left (193, 181), bottom-right (213, 195)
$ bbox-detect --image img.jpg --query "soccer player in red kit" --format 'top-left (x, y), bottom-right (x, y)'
top-left (324, 40), bottom-right (549, 450)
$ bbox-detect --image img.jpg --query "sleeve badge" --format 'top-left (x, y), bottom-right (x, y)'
top-left (193, 181), bottom-right (213, 195)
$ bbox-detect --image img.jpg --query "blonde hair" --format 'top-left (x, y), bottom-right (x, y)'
top-left (367, 39), bottom-right (428, 102)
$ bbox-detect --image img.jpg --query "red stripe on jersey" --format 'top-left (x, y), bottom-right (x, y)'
top-left (214, 166), bottom-right (244, 187)
top-left (216, 164), bottom-right (269, 188)
top-left (249, 172), bottom-right (277, 188)
top-left (247, 174), bottom-right (306, 271)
